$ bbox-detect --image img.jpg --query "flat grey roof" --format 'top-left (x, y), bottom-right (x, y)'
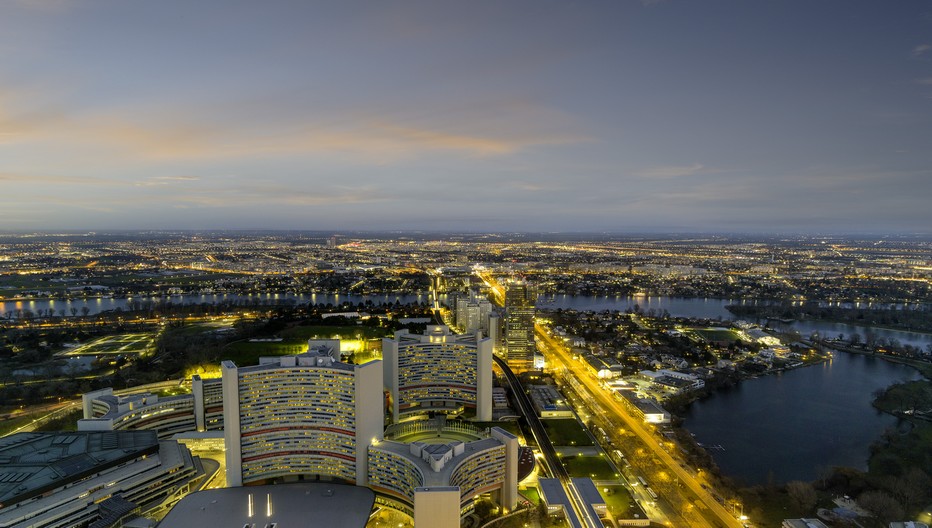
top-left (0, 431), bottom-right (159, 506)
top-left (538, 478), bottom-right (570, 507)
top-left (158, 483), bottom-right (375, 528)
top-left (571, 477), bottom-right (605, 506)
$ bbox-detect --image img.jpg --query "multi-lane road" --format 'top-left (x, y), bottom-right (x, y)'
top-left (536, 323), bottom-right (747, 528)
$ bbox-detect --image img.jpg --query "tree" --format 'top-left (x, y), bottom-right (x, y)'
top-left (858, 490), bottom-right (903, 524)
top-left (890, 468), bottom-right (931, 511)
top-left (786, 481), bottom-right (817, 515)
top-left (473, 500), bottom-right (495, 520)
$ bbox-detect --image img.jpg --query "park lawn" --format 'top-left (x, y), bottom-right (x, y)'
top-left (0, 274), bottom-right (69, 289)
top-left (280, 324), bottom-right (389, 341)
top-left (168, 322), bottom-right (234, 336)
top-left (541, 419), bottom-right (594, 447)
top-left (874, 380), bottom-right (932, 414)
top-left (34, 409), bottom-right (83, 432)
top-left (561, 455), bottom-right (618, 480)
top-left (222, 341), bottom-right (309, 365)
top-left (868, 420), bottom-right (932, 478)
top-left (599, 485), bottom-right (642, 520)
top-left (0, 414), bottom-right (36, 437)
top-left (220, 324), bottom-right (389, 366)
top-left (687, 327), bottom-right (743, 343)
top-left (90, 273), bottom-right (165, 287)
top-left (520, 486), bottom-right (541, 506)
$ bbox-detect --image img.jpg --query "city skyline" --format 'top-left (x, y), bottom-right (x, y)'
top-left (2, 0), bottom-right (932, 234)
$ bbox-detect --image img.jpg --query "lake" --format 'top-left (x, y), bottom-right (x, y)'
top-left (681, 351), bottom-right (922, 485)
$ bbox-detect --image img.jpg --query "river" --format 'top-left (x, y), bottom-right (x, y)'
top-left (540, 294), bottom-right (932, 348)
top-left (5, 292), bottom-right (930, 349)
top-left (680, 351), bottom-right (921, 485)
top-left (0, 292), bottom-right (429, 318)
top-left (543, 294), bottom-right (930, 485)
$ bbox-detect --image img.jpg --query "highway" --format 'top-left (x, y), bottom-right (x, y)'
top-left (536, 324), bottom-right (746, 528)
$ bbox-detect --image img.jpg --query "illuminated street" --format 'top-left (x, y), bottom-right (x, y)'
top-left (536, 323), bottom-right (746, 528)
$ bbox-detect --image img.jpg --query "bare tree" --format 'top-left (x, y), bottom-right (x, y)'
top-left (858, 490), bottom-right (904, 524)
top-left (890, 468), bottom-right (931, 511)
top-left (786, 481), bottom-right (817, 515)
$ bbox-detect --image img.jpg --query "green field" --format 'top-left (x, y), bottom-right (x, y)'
top-left (59, 332), bottom-right (157, 357)
top-left (541, 419), bottom-right (594, 447)
top-left (561, 455), bottom-right (618, 480)
top-left (599, 485), bottom-right (643, 521)
top-left (222, 341), bottom-right (307, 365)
top-left (219, 325), bottom-right (389, 366)
top-left (279, 324), bottom-right (390, 341)
top-left (0, 414), bottom-right (36, 437)
top-left (686, 327), bottom-right (743, 343)
top-left (519, 486), bottom-right (541, 506)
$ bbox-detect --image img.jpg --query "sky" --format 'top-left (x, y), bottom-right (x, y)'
top-left (1, 0), bottom-right (931, 234)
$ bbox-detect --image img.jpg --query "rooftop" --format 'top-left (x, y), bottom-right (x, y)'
top-left (372, 436), bottom-right (502, 486)
top-left (224, 343), bottom-right (354, 373)
top-left (0, 431), bottom-right (159, 507)
top-left (158, 483), bottom-right (375, 528)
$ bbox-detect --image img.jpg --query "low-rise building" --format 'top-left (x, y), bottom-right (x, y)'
top-left (527, 385), bottom-right (574, 419)
top-left (781, 519), bottom-right (829, 528)
top-left (0, 431), bottom-right (202, 528)
top-left (616, 391), bottom-right (670, 424)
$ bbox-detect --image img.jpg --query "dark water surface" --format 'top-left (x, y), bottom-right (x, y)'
top-left (681, 351), bottom-right (922, 485)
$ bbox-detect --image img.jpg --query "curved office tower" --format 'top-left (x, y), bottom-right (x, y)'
top-left (78, 377), bottom-right (225, 438)
top-left (221, 344), bottom-right (383, 487)
top-left (382, 325), bottom-right (492, 422)
top-left (367, 426), bottom-right (518, 527)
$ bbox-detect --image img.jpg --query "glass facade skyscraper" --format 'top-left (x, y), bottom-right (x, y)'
top-left (504, 280), bottom-right (536, 369)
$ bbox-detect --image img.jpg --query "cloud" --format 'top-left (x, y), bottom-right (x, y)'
top-left (633, 163), bottom-right (706, 178)
top-left (0, 172), bottom-right (112, 186)
top-left (164, 184), bottom-right (394, 209)
top-left (508, 181), bottom-right (558, 192)
top-left (913, 44), bottom-right (932, 57)
top-left (5, 108), bottom-right (579, 165)
top-left (0, 86), bottom-right (589, 167)
top-left (134, 175), bottom-right (201, 187)
top-left (917, 77), bottom-right (932, 85)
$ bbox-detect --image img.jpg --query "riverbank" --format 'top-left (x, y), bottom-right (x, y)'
top-left (727, 303), bottom-right (932, 335)
top-left (731, 345), bottom-right (932, 527)
top-left (814, 338), bottom-right (932, 378)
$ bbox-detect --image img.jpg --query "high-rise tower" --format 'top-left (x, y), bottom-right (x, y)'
top-left (504, 280), bottom-right (536, 369)
top-left (221, 343), bottom-right (383, 487)
top-left (382, 325), bottom-right (492, 422)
